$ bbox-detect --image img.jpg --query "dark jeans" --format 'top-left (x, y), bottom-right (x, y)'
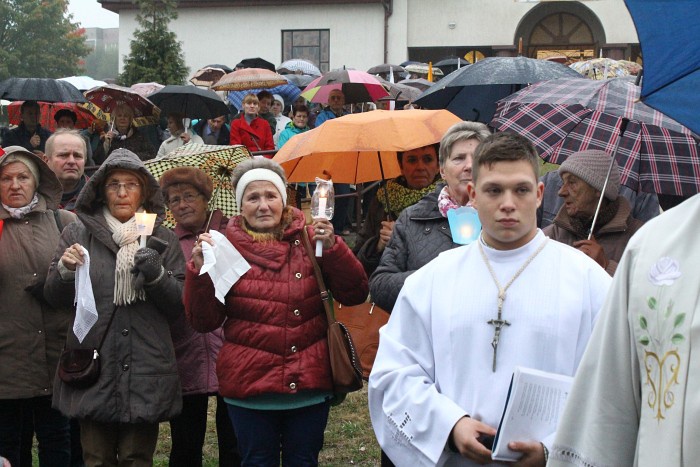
top-left (227, 400), bottom-right (331, 467)
top-left (169, 394), bottom-right (240, 467)
top-left (332, 183), bottom-right (354, 232)
top-left (0, 396), bottom-right (71, 467)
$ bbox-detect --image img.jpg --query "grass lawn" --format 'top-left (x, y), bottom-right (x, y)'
top-left (151, 386), bottom-right (380, 466)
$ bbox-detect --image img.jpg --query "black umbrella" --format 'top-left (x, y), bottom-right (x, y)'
top-left (433, 57), bottom-right (470, 75)
top-left (205, 63), bottom-right (233, 73)
top-left (147, 85), bottom-right (229, 120)
top-left (414, 56), bottom-right (582, 123)
top-left (0, 77), bottom-right (86, 103)
top-left (235, 57), bottom-right (276, 72)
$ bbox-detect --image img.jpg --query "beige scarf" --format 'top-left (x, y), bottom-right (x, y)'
top-left (102, 206), bottom-right (146, 305)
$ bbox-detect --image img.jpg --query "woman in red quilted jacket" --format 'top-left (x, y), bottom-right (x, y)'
top-left (229, 94), bottom-right (275, 155)
top-left (184, 158), bottom-right (368, 466)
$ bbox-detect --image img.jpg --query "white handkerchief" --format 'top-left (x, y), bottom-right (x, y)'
top-left (73, 246), bottom-right (98, 343)
top-left (200, 230), bottom-right (251, 304)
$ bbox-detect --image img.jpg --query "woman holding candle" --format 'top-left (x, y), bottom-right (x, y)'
top-left (185, 158), bottom-right (368, 466)
top-left (369, 121), bottom-right (491, 314)
top-left (44, 148), bottom-right (185, 466)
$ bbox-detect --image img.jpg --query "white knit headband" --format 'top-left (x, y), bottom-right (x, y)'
top-left (235, 168), bottom-right (287, 211)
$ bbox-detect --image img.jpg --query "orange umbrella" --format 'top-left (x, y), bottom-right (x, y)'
top-left (272, 109), bottom-right (461, 184)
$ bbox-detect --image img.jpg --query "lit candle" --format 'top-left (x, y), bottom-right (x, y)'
top-left (135, 212), bottom-right (157, 248)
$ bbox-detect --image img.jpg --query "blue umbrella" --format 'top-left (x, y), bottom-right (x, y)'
top-left (227, 83), bottom-right (301, 111)
top-left (625, 0), bottom-right (700, 135)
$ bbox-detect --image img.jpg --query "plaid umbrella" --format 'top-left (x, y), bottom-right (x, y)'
top-left (491, 77), bottom-right (700, 196)
top-left (226, 83), bottom-right (301, 111)
top-left (144, 143), bottom-right (252, 228)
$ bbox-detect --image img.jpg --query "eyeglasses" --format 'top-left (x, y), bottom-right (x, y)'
top-left (168, 193), bottom-right (202, 208)
top-left (105, 182), bottom-right (141, 193)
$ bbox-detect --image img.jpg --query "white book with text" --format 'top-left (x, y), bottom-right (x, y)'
top-left (491, 366), bottom-right (573, 462)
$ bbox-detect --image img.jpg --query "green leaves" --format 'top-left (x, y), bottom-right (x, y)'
top-left (0, 0), bottom-right (90, 80)
top-left (639, 315), bottom-right (648, 330)
top-left (674, 313), bottom-right (686, 328)
top-left (639, 335), bottom-right (650, 346)
top-left (118, 0), bottom-right (188, 86)
top-left (647, 296), bottom-right (657, 310)
top-left (671, 334), bottom-right (685, 345)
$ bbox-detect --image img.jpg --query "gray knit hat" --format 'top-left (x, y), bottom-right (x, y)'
top-left (559, 150), bottom-right (620, 201)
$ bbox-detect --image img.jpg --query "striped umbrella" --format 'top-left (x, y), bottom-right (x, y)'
top-left (491, 77), bottom-right (700, 196)
top-left (301, 69), bottom-right (389, 104)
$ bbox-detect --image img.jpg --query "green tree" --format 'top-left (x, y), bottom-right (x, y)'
top-left (0, 0), bottom-right (90, 80)
top-left (84, 46), bottom-right (119, 81)
top-left (119, 0), bottom-right (188, 86)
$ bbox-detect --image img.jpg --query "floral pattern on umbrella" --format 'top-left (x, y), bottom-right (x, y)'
top-left (84, 84), bottom-right (160, 127)
top-left (491, 77), bottom-right (700, 196)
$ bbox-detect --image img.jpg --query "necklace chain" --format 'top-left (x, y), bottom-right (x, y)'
top-left (478, 236), bottom-right (548, 371)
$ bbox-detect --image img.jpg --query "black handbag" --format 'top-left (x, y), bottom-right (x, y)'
top-left (58, 307), bottom-right (116, 389)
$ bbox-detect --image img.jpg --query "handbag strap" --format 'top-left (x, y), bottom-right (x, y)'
top-left (300, 227), bottom-right (336, 326)
top-left (95, 307), bottom-right (117, 352)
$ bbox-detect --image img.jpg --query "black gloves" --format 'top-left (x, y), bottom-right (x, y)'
top-left (131, 247), bottom-right (163, 290)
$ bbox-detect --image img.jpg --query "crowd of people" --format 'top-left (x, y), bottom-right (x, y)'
top-left (0, 67), bottom-right (693, 467)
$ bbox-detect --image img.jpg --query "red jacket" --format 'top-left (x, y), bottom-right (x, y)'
top-left (184, 208), bottom-right (368, 399)
top-left (229, 115), bottom-right (274, 153)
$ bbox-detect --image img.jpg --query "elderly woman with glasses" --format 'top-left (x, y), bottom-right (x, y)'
top-left (185, 158), bottom-right (368, 466)
top-left (369, 122), bottom-right (492, 314)
top-left (44, 148), bottom-right (185, 466)
top-left (158, 167), bottom-right (239, 466)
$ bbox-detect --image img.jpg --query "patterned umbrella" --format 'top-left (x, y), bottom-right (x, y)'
top-left (189, 67), bottom-right (227, 87)
top-left (212, 68), bottom-right (288, 92)
top-left (491, 77), bottom-right (700, 196)
top-left (226, 83), bottom-right (301, 111)
top-left (144, 143), bottom-right (252, 228)
top-left (277, 59), bottom-right (322, 77)
top-left (301, 69), bottom-right (390, 104)
top-left (84, 84), bottom-right (160, 127)
top-left (569, 58), bottom-right (632, 80)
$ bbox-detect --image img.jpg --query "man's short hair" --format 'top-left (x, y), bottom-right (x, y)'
top-left (257, 90), bottom-right (273, 101)
top-left (20, 100), bottom-right (40, 112)
top-left (438, 121), bottom-right (492, 167)
top-left (472, 132), bottom-right (540, 183)
top-left (45, 128), bottom-right (87, 158)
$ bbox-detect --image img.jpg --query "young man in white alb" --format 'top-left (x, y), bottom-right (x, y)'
top-left (369, 132), bottom-right (612, 467)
